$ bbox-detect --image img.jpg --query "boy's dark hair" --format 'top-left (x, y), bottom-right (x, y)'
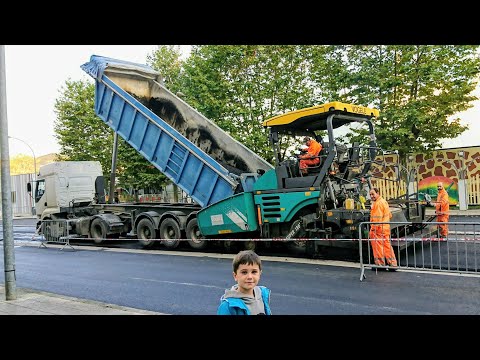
top-left (232, 250), bottom-right (262, 273)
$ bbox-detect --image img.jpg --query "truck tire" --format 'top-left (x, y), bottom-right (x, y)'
top-left (160, 218), bottom-right (181, 249)
top-left (137, 218), bottom-right (158, 249)
top-left (186, 218), bottom-right (207, 250)
top-left (90, 217), bottom-right (107, 244)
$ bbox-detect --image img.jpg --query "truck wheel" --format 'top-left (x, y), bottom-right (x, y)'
top-left (90, 218), bottom-right (107, 244)
top-left (137, 218), bottom-right (158, 249)
top-left (160, 218), bottom-right (181, 249)
top-left (186, 218), bottom-right (207, 250)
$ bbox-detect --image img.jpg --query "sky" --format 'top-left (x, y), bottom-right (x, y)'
top-left (441, 85), bottom-right (480, 149)
top-left (3, 45), bottom-right (480, 159)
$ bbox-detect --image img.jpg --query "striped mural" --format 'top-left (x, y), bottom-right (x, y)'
top-left (371, 146), bottom-right (480, 206)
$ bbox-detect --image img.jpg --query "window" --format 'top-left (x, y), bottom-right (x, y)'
top-left (35, 180), bottom-right (45, 203)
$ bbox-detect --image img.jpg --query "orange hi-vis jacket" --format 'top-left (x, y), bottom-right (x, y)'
top-left (299, 139), bottom-right (322, 170)
top-left (300, 140), bottom-right (322, 160)
top-left (370, 195), bottom-right (392, 236)
top-left (369, 195), bottom-right (397, 267)
top-left (435, 188), bottom-right (450, 237)
top-left (435, 188), bottom-right (450, 218)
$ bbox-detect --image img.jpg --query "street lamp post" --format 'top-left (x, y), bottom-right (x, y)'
top-left (8, 135), bottom-right (37, 180)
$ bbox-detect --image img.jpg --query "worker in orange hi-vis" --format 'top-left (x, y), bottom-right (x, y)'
top-left (368, 187), bottom-right (398, 270)
top-left (435, 182), bottom-right (450, 237)
top-left (299, 137), bottom-right (322, 175)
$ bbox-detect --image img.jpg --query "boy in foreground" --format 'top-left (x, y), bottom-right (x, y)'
top-left (217, 250), bottom-right (272, 315)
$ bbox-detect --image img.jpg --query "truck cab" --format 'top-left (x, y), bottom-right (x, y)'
top-left (29, 161), bottom-right (105, 222)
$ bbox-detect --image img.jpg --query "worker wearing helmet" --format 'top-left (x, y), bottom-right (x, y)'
top-left (369, 187), bottom-right (397, 270)
top-left (435, 182), bottom-right (450, 237)
top-left (299, 137), bottom-right (322, 175)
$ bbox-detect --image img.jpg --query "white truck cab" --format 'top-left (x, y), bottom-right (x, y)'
top-left (28, 161), bottom-right (105, 220)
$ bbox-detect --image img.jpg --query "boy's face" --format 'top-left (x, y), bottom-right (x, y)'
top-left (233, 263), bottom-right (261, 295)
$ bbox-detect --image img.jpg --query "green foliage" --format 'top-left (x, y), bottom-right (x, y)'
top-left (53, 79), bottom-right (112, 169)
top-left (116, 140), bottom-right (166, 191)
top-left (314, 45), bottom-right (480, 157)
top-left (176, 45), bottom-right (479, 161)
top-left (10, 154), bottom-right (35, 175)
top-left (146, 45), bottom-right (184, 94)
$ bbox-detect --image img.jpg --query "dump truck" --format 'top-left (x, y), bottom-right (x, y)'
top-left (31, 55), bottom-right (426, 257)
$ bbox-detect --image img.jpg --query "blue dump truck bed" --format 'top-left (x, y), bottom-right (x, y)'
top-left (81, 55), bottom-right (273, 208)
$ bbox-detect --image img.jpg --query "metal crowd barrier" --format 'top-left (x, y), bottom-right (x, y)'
top-left (359, 221), bottom-right (480, 281)
top-left (39, 219), bottom-right (75, 251)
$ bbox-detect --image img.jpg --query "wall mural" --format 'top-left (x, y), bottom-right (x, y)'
top-left (412, 146), bottom-right (480, 205)
top-left (370, 146), bottom-right (480, 205)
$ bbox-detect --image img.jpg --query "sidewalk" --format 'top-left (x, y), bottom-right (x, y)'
top-left (0, 285), bottom-right (166, 315)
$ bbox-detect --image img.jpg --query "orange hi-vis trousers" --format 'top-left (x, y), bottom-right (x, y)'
top-left (369, 224), bottom-right (397, 267)
top-left (437, 214), bottom-right (449, 237)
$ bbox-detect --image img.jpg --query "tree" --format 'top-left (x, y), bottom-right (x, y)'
top-left (146, 45), bottom-right (184, 94)
top-left (178, 45), bottom-right (479, 160)
top-left (309, 45), bottom-right (480, 157)
top-left (10, 154), bottom-right (35, 175)
top-left (53, 79), bottom-right (112, 170)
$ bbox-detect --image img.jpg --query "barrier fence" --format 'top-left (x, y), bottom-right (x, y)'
top-left (39, 220), bottom-right (75, 251)
top-left (358, 221), bottom-right (480, 281)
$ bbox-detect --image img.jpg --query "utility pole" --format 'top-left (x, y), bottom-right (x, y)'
top-left (0, 45), bottom-right (17, 300)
